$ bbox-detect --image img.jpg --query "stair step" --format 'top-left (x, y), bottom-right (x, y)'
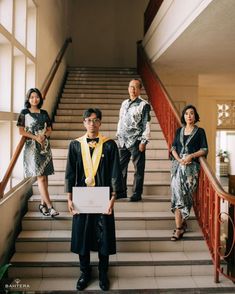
top-left (29, 195), bottom-right (172, 212)
top-left (66, 77), bottom-right (138, 82)
top-left (52, 122), bottom-right (161, 131)
top-left (64, 84), bottom-right (136, 89)
top-left (62, 89), bottom-right (143, 94)
top-left (50, 139), bottom-right (167, 149)
top-left (22, 211), bottom-right (199, 231)
top-left (67, 73), bottom-right (138, 78)
top-left (61, 92), bottom-right (148, 99)
top-left (15, 240), bottom-right (207, 255)
top-left (68, 66), bottom-right (136, 72)
top-left (54, 112), bottom-right (158, 122)
top-left (4, 276), bottom-right (235, 293)
top-left (32, 180), bottom-right (171, 196)
top-left (15, 229), bottom-right (205, 253)
top-left (50, 130), bottom-right (164, 140)
top-left (49, 170), bottom-right (170, 182)
top-left (52, 157), bottom-right (171, 170)
top-left (23, 211), bottom-right (189, 219)
top-left (51, 147), bottom-right (169, 159)
top-left (54, 115), bottom-right (120, 123)
top-left (66, 80), bottom-right (133, 85)
top-left (60, 97), bottom-right (123, 104)
top-left (58, 102), bottom-right (123, 109)
top-left (16, 229), bottom-right (203, 242)
top-left (56, 108), bottom-right (120, 116)
top-left (9, 251), bottom-right (213, 279)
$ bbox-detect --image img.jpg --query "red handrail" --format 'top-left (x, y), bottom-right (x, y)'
top-left (137, 42), bottom-right (235, 283)
top-left (0, 37), bottom-right (72, 198)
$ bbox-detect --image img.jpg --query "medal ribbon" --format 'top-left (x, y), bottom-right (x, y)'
top-left (78, 134), bottom-right (106, 186)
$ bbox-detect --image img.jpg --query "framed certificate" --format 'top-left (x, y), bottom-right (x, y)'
top-left (72, 186), bottom-right (110, 214)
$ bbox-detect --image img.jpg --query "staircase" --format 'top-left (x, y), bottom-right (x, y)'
top-left (8, 67), bottom-right (235, 293)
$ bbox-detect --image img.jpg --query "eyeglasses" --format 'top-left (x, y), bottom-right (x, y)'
top-left (84, 118), bottom-right (101, 125)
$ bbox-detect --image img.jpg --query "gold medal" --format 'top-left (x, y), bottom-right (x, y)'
top-left (85, 177), bottom-right (94, 186)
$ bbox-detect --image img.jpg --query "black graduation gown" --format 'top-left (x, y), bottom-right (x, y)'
top-left (65, 139), bottom-right (123, 256)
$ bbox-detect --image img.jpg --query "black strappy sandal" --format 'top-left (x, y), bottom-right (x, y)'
top-left (48, 207), bottom-right (59, 217)
top-left (39, 204), bottom-right (49, 216)
top-left (171, 227), bottom-right (185, 241)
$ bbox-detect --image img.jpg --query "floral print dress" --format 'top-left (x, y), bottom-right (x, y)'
top-left (170, 126), bottom-right (208, 219)
top-left (17, 109), bottom-right (54, 177)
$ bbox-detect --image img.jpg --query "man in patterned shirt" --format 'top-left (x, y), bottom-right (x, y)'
top-left (117, 79), bottom-right (151, 201)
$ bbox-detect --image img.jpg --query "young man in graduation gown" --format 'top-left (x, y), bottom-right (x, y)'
top-left (65, 108), bottom-right (123, 291)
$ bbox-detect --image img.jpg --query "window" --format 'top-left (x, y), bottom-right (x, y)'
top-left (0, 0), bottom-right (36, 193)
top-left (0, 0), bottom-right (13, 33)
top-left (13, 47), bottom-right (26, 113)
top-left (0, 35), bottom-right (11, 112)
top-left (26, 58), bottom-right (36, 91)
top-left (27, 0), bottom-right (36, 56)
top-left (14, 0), bottom-right (27, 46)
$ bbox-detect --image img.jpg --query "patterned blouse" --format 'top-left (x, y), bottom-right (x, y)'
top-left (117, 97), bottom-right (151, 148)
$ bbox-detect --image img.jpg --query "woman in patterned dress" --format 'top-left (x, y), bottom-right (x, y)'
top-left (170, 105), bottom-right (208, 240)
top-left (17, 88), bottom-right (59, 217)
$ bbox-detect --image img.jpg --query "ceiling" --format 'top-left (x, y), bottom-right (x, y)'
top-left (154, 0), bottom-right (235, 79)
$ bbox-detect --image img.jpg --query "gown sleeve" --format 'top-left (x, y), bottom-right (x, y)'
top-left (65, 141), bottom-right (78, 193)
top-left (108, 140), bottom-right (124, 199)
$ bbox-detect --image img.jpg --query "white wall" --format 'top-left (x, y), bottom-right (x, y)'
top-left (226, 132), bottom-right (235, 174)
top-left (68, 0), bottom-right (148, 67)
top-left (36, 0), bottom-right (71, 116)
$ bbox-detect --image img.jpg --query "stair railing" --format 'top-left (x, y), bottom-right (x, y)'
top-left (0, 37), bottom-right (72, 198)
top-left (137, 41), bottom-right (235, 283)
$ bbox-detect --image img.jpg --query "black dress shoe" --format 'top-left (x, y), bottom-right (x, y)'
top-left (129, 194), bottom-right (142, 202)
top-left (76, 272), bottom-right (91, 291)
top-left (99, 275), bottom-right (110, 291)
top-left (118, 192), bottom-right (127, 198)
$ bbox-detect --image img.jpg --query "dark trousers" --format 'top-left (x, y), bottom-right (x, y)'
top-left (79, 252), bottom-right (109, 275)
top-left (119, 141), bottom-right (145, 197)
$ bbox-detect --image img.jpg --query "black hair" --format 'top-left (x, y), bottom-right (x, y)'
top-left (181, 104), bottom-right (200, 125)
top-left (25, 88), bottom-right (43, 109)
top-left (129, 78), bottom-right (142, 89)
top-left (83, 108), bottom-right (102, 120)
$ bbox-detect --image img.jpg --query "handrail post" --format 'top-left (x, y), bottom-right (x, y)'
top-left (214, 194), bottom-right (220, 283)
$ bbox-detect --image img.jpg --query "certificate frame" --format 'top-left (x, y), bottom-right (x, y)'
top-left (72, 186), bottom-right (110, 214)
